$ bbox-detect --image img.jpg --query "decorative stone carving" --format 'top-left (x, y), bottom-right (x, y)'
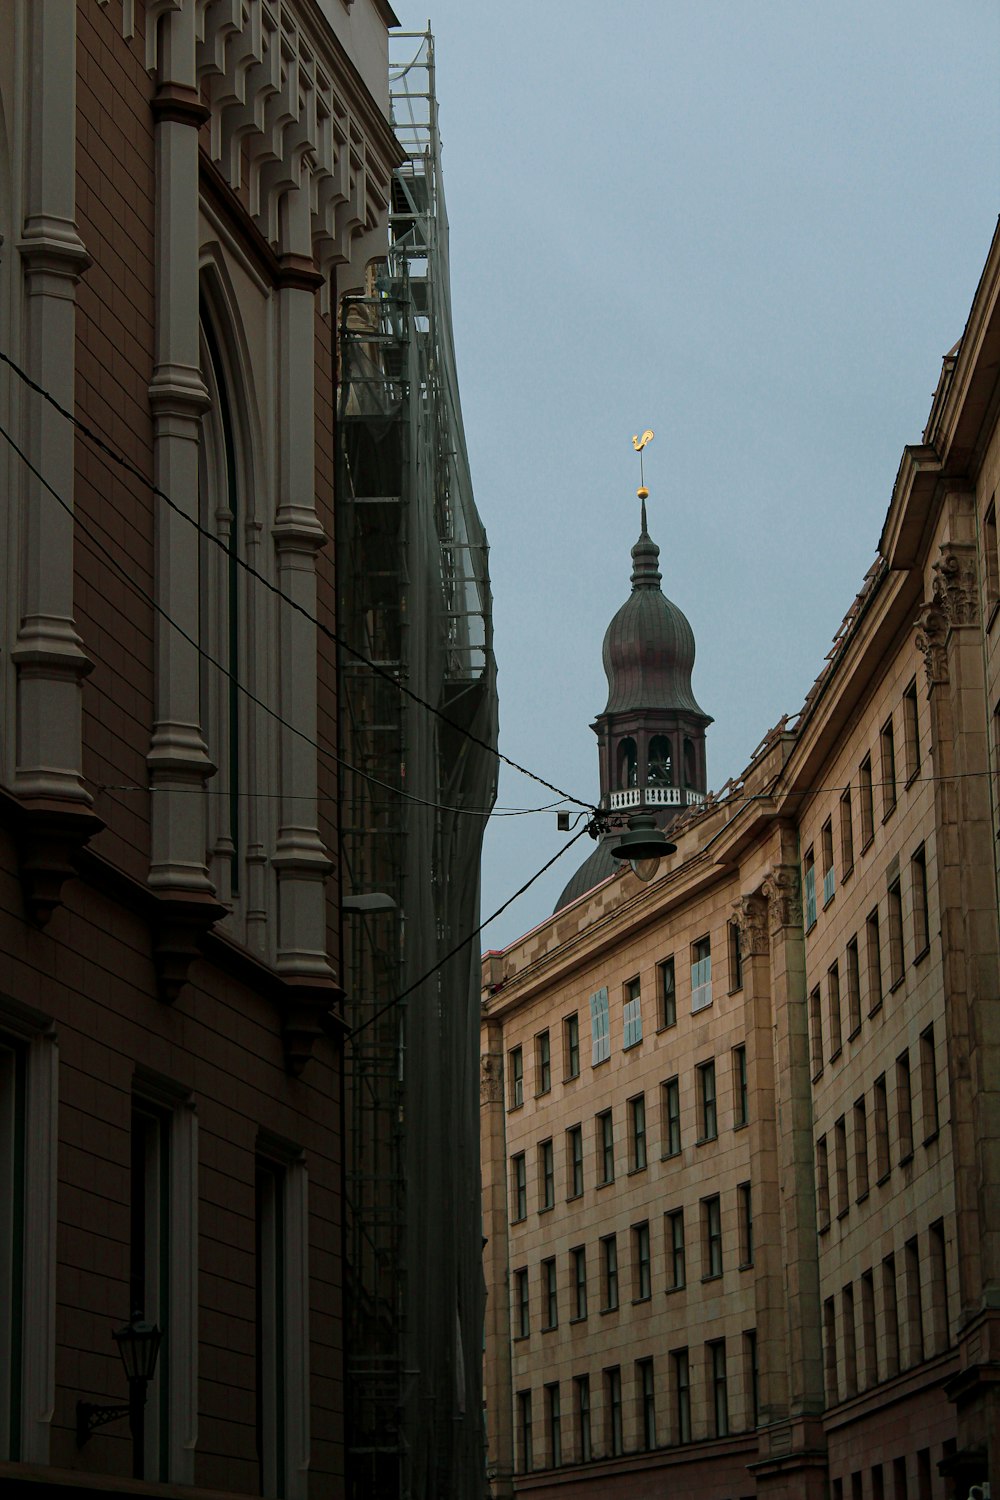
top-left (762, 865), bottom-right (802, 932)
top-left (732, 893), bottom-right (769, 957)
top-left (932, 542), bottom-right (979, 629)
top-left (480, 1053), bottom-right (504, 1106)
top-left (914, 599), bottom-right (949, 689)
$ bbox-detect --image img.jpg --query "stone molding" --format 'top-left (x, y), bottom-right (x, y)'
top-left (933, 540), bottom-right (979, 629)
top-left (915, 599), bottom-right (950, 689)
top-left (762, 864), bottom-right (802, 932)
top-left (732, 892), bottom-right (769, 957)
top-left (480, 1052), bottom-right (504, 1106)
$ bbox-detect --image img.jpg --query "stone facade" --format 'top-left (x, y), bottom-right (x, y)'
top-left (0, 2), bottom-right (400, 1495)
top-left (481, 223), bottom-right (1000, 1500)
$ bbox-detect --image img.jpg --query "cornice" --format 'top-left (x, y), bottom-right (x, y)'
top-left (924, 217), bottom-right (1000, 475)
top-left (879, 443), bottom-right (942, 571)
top-left (297, 0), bottom-right (407, 174)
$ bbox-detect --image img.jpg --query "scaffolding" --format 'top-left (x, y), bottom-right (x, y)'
top-left (338, 30), bottom-right (497, 1500)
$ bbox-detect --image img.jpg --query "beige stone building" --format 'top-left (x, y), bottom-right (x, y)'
top-left (481, 224), bottom-right (1000, 1500)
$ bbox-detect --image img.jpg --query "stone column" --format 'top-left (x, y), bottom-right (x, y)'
top-left (916, 504), bottom-right (1000, 1494)
top-left (749, 845), bottom-right (828, 1500)
top-left (12, 0), bottom-right (102, 921)
top-left (481, 1021), bottom-right (514, 1499)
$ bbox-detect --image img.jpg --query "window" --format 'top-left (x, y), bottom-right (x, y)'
top-left (822, 818), bottom-right (835, 904)
top-left (509, 1046), bottom-right (523, 1108)
top-left (985, 500), bottom-right (1000, 615)
top-left (536, 1031), bottom-right (551, 1094)
top-left (904, 1238), bottom-right (924, 1367)
top-left (658, 957), bottom-right (676, 1028)
top-left (809, 986), bottom-right (824, 1079)
top-left (881, 717), bottom-right (897, 818)
top-left (887, 879), bottom-right (904, 990)
top-left (517, 1390), bottom-right (533, 1473)
top-left (920, 1027), bottom-right (939, 1142)
top-left (575, 1375), bottom-right (591, 1463)
top-left (866, 908), bottom-right (883, 1014)
top-left (874, 1074), bottom-right (890, 1182)
top-left (132, 1101), bottom-right (171, 1479)
top-left (601, 1234), bottom-right (619, 1311)
top-left (566, 1125), bottom-right (584, 1199)
top-left (745, 1330), bottom-right (759, 1429)
top-left (514, 1268), bottom-right (529, 1338)
top-left (672, 1348), bottom-right (691, 1443)
top-left (629, 1094), bottom-right (647, 1172)
top-left (840, 786), bottom-right (855, 874)
top-left (883, 1255), bottom-right (900, 1377)
top-left (834, 1116), bottom-right (848, 1218)
top-left (893, 1456), bottom-right (909, 1500)
top-left (816, 1135), bottom-right (831, 1231)
top-left (861, 1269), bottom-right (877, 1387)
top-left (666, 1209), bottom-right (686, 1289)
top-left (0, 1039), bottom-right (25, 1463)
top-left (697, 1060), bottom-right (717, 1142)
top-left (738, 1182), bottom-right (753, 1267)
top-left (708, 1340), bottom-right (729, 1437)
top-left (691, 936), bottom-right (712, 1012)
top-left (929, 1220), bottom-right (949, 1353)
top-left (854, 1097), bottom-right (869, 1200)
top-left (590, 987), bottom-right (610, 1065)
top-left (846, 937), bottom-right (861, 1037)
top-left (604, 1367), bottom-right (623, 1456)
top-left (623, 977), bottom-right (643, 1049)
top-left (511, 1153), bottom-right (527, 1221)
top-left (728, 920), bottom-right (743, 991)
top-left (903, 679), bottom-right (921, 782)
top-left (804, 846), bottom-right (817, 929)
top-left (571, 1246), bottom-right (587, 1321)
top-left (637, 1358), bottom-right (656, 1449)
top-left (633, 1221), bottom-right (651, 1301)
top-left (539, 1139), bottom-right (554, 1211)
top-left (662, 1077), bottom-right (681, 1157)
top-left (843, 1283), bottom-right (858, 1397)
top-left (823, 1297), bottom-right (838, 1404)
top-left (564, 1013), bottom-right (580, 1079)
top-left (733, 1045), bottom-right (748, 1127)
top-left (859, 755), bottom-right (874, 848)
top-left (597, 1110), bottom-right (614, 1185)
top-left (828, 962), bottom-right (842, 1059)
top-left (703, 1195), bottom-right (722, 1278)
top-left (911, 845), bottom-right (930, 958)
top-left (545, 1383), bottom-right (562, 1467)
top-left (542, 1257), bottom-right (558, 1330)
top-left (897, 1051), bottom-right (914, 1161)
top-left (254, 1141), bottom-right (309, 1500)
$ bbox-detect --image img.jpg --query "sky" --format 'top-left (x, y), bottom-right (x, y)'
top-left (391, 0), bottom-right (1000, 952)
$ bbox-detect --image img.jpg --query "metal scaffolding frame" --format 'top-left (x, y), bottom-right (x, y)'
top-left (338, 29), bottom-right (497, 1500)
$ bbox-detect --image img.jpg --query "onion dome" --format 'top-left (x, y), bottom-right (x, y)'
top-left (601, 517), bottom-right (709, 718)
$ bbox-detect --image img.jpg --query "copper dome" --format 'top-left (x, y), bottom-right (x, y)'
top-left (601, 526), bottom-right (709, 718)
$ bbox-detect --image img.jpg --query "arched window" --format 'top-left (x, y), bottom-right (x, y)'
top-left (199, 307), bottom-right (243, 901)
top-left (617, 738), bottom-right (637, 790)
top-left (648, 736), bottom-right (673, 787)
top-left (683, 737), bottom-right (697, 789)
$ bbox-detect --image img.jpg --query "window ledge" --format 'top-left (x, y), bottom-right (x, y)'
top-left (913, 945), bottom-right (930, 966)
top-left (600, 1305), bottom-right (619, 1317)
top-left (627, 1164), bottom-right (648, 1178)
top-left (889, 976), bottom-right (905, 995)
top-left (738, 1260), bottom-right (754, 1272)
top-left (733, 1120), bottom-right (748, 1133)
top-left (923, 1129), bottom-right (940, 1148)
top-left (806, 919), bottom-right (817, 935)
top-left (539, 1204), bottom-right (554, 1216)
top-left (812, 1068), bottom-right (824, 1084)
top-left (856, 1189), bottom-right (869, 1205)
top-left (507, 1103), bottom-right (524, 1115)
top-left (596, 1179), bottom-right (614, 1190)
top-left (535, 1088), bottom-right (551, 1099)
top-left (541, 1324), bottom-right (557, 1334)
top-left (727, 986), bottom-right (744, 998)
top-left (569, 1315), bottom-right (587, 1326)
top-left (868, 1001), bottom-right (883, 1019)
top-left (882, 804), bottom-right (897, 825)
top-left (836, 1207), bottom-right (850, 1222)
top-left (987, 596), bottom-right (1000, 633)
top-left (566, 1191), bottom-right (583, 1204)
top-left (860, 835), bottom-right (875, 855)
top-left (513, 1333), bottom-right (529, 1343)
top-left (701, 1272), bottom-right (723, 1284)
top-left (876, 1169), bottom-right (891, 1187)
top-left (842, 862), bottom-right (855, 882)
top-left (829, 1047), bottom-right (843, 1064)
top-left (818, 1219), bottom-right (831, 1236)
top-left (592, 1057), bottom-right (610, 1070)
top-left (622, 1040), bottom-right (643, 1053)
top-left (904, 769), bottom-right (921, 791)
top-left (661, 1150), bottom-right (681, 1162)
top-left (655, 1022), bottom-right (677, 1035)
top-left (695, 1134), bottom-right (719, 1147)
top-left (665, 1283), bottom-right (686, 1295)
top-left (847, 1025), bottom-right (862, 1042)
top-left (899, 1150), bottom-right (914, 1167)
top-left (631, 1295), bottom-right (652, 1306)
top-left (511, 1215), bottom-right (526, 1226)
top-left (562, 1072), bottom-right (580, 1084)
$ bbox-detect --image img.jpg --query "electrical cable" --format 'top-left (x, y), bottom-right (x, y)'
top-left (89, 780), bottom-right (571, 816)
top-left (0, 346), bottom-right (591, 811)
top-left (0, 416), bottom-right (580, 824)
top-left (348, 822), bottom-right (591, 1040)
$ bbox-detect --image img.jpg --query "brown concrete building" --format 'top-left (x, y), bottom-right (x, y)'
top-left (482, 224), bottom-right (1000, 1500)
top-left (0, 2), bottom-right (403, 1496)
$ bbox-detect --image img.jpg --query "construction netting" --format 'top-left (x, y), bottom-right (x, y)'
top-left (337, 29), bottom-right (498, 1500)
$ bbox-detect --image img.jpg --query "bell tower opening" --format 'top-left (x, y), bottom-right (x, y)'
top-left (617, 738), bottom-right (638, 790)
top-left (648, 735), bottom-right (673, 788)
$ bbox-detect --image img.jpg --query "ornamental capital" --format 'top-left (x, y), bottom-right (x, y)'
top-left (932, 541), bottom-right (979, 629)
top-left (914, 599), bottom-right (949, 690)
top-left (761, 864), bottom-right (802, 932)
top-left (732, 893), bottom-right (769, 957)
top-left (480, 1052), bottom-right (504, 1106)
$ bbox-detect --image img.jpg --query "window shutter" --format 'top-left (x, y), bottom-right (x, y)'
top-left (590, 987), bottom-right (609, 1065)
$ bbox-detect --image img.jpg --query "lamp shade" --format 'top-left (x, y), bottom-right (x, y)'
top-left (609, 810), bottom-right (676, 872)
top-left (113, 1320), bottom-right (162, 1383)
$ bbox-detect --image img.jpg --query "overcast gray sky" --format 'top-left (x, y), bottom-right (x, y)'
top-left (391, 0), bottom-right (1000, 952)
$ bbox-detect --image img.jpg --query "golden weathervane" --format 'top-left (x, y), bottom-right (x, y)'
top-left (632, 428), bottom-right (654, 503)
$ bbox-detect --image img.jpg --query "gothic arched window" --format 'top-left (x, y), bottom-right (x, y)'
top-left (648, 736), bottom-right (673, 787)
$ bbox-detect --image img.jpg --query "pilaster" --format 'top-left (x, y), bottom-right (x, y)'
top-left (11, 3), bottom-right (99, 916)
top-left (916, 502), bottom-right (1000, 1490)
top-left (481, 1022), bottom-right (514, 1499)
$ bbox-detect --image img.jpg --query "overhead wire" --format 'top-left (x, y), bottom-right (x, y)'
top-left (0, 415), bottom-right (577, 824)
top-left (0, 346), bottom-right (591, 811)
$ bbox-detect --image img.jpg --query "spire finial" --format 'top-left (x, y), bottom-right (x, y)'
top-left (632, 428), bottom-right (654, 533)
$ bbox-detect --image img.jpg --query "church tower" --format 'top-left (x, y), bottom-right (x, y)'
top-left (554, 495), bottom-right (712, 911)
